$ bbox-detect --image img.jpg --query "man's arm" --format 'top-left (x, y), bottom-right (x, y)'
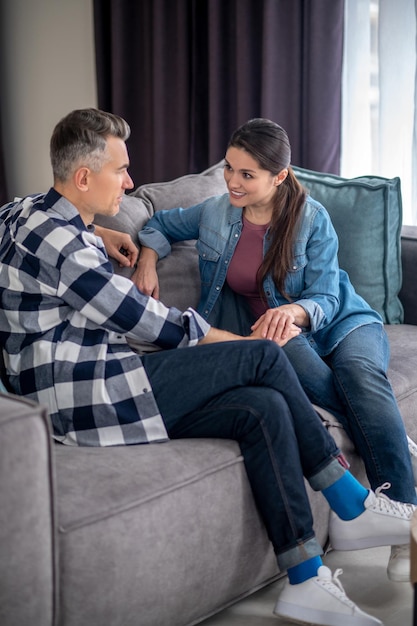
top-left (94, 225), bottom-right (139, 268)
top-left (131, 246), bottom-right (160, 298)
top-left (199, 323), bottom-right (301, 346)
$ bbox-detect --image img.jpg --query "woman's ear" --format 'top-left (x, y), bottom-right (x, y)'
top-left (275, 168), bottom-right (289, 186)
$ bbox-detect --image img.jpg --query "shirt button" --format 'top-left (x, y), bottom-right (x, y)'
top-left (293, 265), bottom-right (297, 270)
top-left (216, 286), bottom-right (220, 291)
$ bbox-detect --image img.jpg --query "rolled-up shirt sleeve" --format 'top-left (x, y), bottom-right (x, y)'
top-left (57, 230), bottom-right (211, 349)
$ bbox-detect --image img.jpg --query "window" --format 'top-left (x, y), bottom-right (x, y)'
top-left (341, 0), bottom-right (417, 225)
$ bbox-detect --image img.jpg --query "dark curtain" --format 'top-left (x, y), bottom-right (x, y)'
top-left (94, 0), bottom-right (344, 187)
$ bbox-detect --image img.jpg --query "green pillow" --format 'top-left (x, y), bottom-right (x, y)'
top-left (292, 166), bottom-right (403, 324)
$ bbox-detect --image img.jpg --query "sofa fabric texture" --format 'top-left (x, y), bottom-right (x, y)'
top-left (1, 162), bottom-right (417, 626)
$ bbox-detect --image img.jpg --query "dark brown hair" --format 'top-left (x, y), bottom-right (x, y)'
top-left (228, 118), bottom-right (306, 300)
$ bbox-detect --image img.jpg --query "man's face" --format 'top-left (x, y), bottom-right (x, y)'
top-left (83, 136), bottom-right (134, 220)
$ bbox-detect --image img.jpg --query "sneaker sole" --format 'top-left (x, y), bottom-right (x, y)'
top-left (330, 532), bottom-right (410, 551)
top-left (387, 568), bottom-right (410, 583)
top-left (274, 601), bottom-right (377, 626)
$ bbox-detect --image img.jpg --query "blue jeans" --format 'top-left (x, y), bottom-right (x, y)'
top-left (142, 339), bottom-right (345, 571)
top-left (283, 323), bottom-right (417, 505)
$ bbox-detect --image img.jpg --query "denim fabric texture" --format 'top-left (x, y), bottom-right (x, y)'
top-left (142, 338), bottom-right (345, 571)
top-left (283, 324), bottom-right (417, 504)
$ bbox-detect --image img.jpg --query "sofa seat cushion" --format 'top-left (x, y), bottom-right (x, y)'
top-left (53, 439), bottom-right (281, 626)
top-left (55, 438), bottom-right (247, 531)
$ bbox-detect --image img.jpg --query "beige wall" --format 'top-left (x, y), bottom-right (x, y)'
top-left (0, 0), bottom-right (98, 199)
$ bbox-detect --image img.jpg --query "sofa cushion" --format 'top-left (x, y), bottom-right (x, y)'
top-left (94, 194), bottom-right (152, 246)
top-left (132, 161), bottom-right (227, 212)
top-left (54, 439), bottom-right (281, 626)
top-left (292, 166), bottom-right (403, 324)
top-left (131, 162), bottom-right (228, 312)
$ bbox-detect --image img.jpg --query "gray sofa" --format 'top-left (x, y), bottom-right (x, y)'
top-left (1, 162), bottom-right (417, 626)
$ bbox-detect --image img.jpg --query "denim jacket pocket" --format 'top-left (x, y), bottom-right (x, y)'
top-left (196, 239), bottom-right (221, 285)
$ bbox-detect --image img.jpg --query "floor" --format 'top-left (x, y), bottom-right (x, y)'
top-left (200, 546), bottom-right (414, 626)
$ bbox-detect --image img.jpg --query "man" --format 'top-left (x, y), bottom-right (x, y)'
top-left (0, 108), bottom-right (413, 626)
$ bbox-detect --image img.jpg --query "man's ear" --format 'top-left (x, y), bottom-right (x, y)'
top-left (74, 167), bottom-right (90, 191)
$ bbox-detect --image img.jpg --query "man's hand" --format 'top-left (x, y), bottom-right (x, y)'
top-left (251, 304), bottom-right (308, 343)
top-left (198, 323), bottom-right (301, 347)
top-left (95, 225), bottom-right (139, 268)
top-left (131, 247), bottom-right (160, 299)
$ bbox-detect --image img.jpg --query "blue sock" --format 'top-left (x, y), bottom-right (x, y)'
top-left (322, 471), bottom-right (368, 520)
top-left (287, 555), bottom-right (323, 585)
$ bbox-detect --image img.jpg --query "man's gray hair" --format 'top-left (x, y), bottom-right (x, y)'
top-left (50, 108), bottom-right (131, 183)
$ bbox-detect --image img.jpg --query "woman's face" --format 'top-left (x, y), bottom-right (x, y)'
top-left (223, 146), bottom-right (286, 211)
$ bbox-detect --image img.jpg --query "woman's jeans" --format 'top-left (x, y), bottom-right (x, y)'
top-left (142, 339), bottom-right (345, 571)
top-left (283, 323), bottom-right (417, 505)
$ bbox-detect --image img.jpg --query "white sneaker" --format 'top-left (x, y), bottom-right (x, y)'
top-left (387, 544), bottom-right (410, 582)
top-left (407, 435), bottom-right (417, 485)
top-left (329, 482), bottom-right (415, 551)
top-left (273, 565), bottom-right (382, 625)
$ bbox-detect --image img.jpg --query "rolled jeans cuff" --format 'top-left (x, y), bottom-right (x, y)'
top-left (277, 536), bottom-right (324, 571)
top-left (308, 457), bottom-right (347, 492)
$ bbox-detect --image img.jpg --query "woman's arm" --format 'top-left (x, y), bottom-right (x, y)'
top-left (252, 204), bottom-right (341, 341)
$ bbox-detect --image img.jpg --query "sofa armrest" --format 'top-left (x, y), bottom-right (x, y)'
top-left (399, 225), bottom-right (417, 325)
top-left (0, 393), bottom-right (56, 626)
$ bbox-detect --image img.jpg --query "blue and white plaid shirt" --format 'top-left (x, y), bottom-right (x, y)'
top-left (0, 188), bottom-right (210, 446)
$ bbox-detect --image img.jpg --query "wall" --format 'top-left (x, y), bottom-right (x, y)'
top-left (0, 0), bottom-right (97, 199)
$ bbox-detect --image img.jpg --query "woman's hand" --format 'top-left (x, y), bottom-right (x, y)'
top-left (95, 225), bottom-right (139, 268)
top-left (251, 304), bottom-right (309, 343)
top-left (250, 318), bottom-right (301, 346)
top-left (131, 247), bottom-right (160, 298)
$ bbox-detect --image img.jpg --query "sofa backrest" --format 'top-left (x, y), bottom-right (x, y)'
top-left (95, 162), bottom-right (404, 324)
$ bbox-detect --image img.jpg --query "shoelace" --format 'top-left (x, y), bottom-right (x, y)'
top-left (319, 568), bottom-right (356, 608)
top-left (374, 482), bottom-right (416, 519)
top-left (407, 435), bottom-right (417, 457)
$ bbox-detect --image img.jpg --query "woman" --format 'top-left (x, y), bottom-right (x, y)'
top-left (134, 118), bottom-right (417, 585)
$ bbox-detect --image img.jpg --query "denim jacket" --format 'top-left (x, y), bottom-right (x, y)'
top-left (138, 193), bottom-right (382, 356)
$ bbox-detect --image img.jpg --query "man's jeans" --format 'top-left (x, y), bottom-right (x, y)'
top-left (142, 339), bottom-right (345, 571)
top-left (283, 323), bottom-right (417, 505)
